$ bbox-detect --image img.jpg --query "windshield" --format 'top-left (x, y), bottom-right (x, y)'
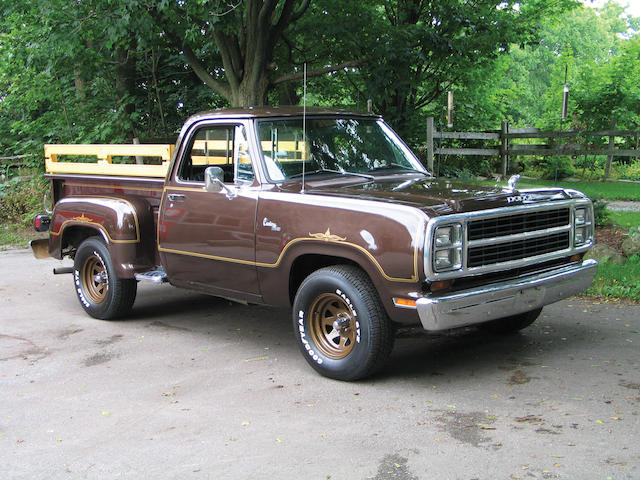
top-left (257, 117), bottom-right (428, 182)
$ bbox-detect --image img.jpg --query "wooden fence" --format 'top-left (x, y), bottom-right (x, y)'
top-left (425, 117), bottom-right (640, 178)
top-left (0, 153), bottom-right (38, 176)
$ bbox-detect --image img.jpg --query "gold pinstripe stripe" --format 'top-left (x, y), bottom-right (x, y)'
top-left (157, 187), bottom-right (420, 283)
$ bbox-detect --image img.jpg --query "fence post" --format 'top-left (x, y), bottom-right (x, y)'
top-left (426, 116), bottom-right (434, 173)
top-left (501, 120), bottom-right (509, 177)
top-left (604, 118), bottom-right (615, 179)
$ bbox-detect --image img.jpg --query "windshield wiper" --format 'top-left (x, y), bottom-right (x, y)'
top-left (370, 164), bottom-right (430, 176)
top-left (289, 168), bottom-right (374, 180)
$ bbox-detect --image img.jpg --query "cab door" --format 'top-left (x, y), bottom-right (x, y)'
top-left (158, 121), bottom-right (261, 299)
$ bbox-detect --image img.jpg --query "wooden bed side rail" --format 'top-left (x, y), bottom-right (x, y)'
top-left (44, 144), bottom-right (175, 178)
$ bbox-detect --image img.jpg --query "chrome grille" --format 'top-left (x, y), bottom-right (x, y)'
top-left (426, 200), bottom-right (595, 281)
top-left (468, 232), bottom-right (570, 267)
top-left (468, 208), bottom-right (570, 241)
top-left (466, 207), bottom-right (571, 268)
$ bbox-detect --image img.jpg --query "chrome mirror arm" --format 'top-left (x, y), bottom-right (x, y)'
top-left (204, 166), bottom-right (237, 199)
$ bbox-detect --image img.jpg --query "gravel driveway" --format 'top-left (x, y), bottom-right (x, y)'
top-left (1, 249), bottom-right (639, 479)
top-left (605, 201), bottom-right (640, 212)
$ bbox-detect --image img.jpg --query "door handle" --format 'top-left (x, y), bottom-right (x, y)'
top-left (167, 193), bottom-right (185, 202)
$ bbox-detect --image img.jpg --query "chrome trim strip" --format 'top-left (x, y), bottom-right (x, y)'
top-left (465, 247), bottom-right (576, 275)
top-left (468, 224), bottom-right (571, 247)
top-left (415, 259), bottom-right (597, 331)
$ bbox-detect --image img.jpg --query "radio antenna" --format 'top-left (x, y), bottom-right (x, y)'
top-left (301, 62), bottom-right (307, 193)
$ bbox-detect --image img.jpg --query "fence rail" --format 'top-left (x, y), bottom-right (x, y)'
top-left (425, 117), bottom-right (639, 178)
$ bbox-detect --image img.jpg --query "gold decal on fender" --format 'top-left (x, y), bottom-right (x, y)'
top-left (72, 214), bottom-right (92, 223)
top-left (309, 228), bottom-right (346, 242)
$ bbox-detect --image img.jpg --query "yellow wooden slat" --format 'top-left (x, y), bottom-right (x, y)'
top-left (44, 144), bottom-right (174, 177)
top-left (260, 140), bottom-right (305, 151)
top-left (45, 144), bottom-right (174, 161)
top-left (45, 158), bottom-right (170, 177)
top-left (192, 140), bottom-right (231, 151)
top-left (191, 155), bottom-right (229, 166)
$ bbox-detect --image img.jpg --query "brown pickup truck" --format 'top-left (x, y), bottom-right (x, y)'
top-left (31, 107), bottom-right (597, 380)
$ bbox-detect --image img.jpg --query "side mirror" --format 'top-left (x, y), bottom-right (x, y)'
top-left (204, 166), bottom-right (237, 199)
top-left (204, 166), bottom-right (225, 193)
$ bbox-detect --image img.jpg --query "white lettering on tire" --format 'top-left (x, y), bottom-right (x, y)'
top-left (75, 249), bottom-right (109, 310)
top-left (335, 289), bottom-right (361, 343)
top-left (297, 285), bottom-right (364, 367)
top-left (298, 310), bottom-right (323, 365)
top-left (74, 269), bottom-right (90, 308)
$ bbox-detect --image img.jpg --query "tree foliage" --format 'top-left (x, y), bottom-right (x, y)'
top-left (451, 1), bottom-right (640, 131)
top-left (0, 0), bottom-right (638, 160)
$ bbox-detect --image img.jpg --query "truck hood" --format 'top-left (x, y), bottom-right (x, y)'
top-left (296, 176), bottom-right (585, 217)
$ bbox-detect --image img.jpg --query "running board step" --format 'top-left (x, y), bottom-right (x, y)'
top-left (135, 268), bottom-right (168, 283)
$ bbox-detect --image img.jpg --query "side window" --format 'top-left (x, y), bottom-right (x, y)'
top-left (179, 125), bottom-right (254, 184)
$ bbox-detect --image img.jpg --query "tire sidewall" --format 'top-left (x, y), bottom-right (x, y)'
top-left (293, 269), bottom-right (378, 380)
top-left (73, 238), bottom-right (115, 319)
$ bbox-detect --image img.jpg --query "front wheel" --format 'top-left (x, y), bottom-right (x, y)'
top-left (73, 238), bottom-right (137, 320)
top-left (479, 308), bottom-right (542, 334)
top-left (292, 265), bottom-right (394, 381)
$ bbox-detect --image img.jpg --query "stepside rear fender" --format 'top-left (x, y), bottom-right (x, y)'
top-left (49, 196), bottom-right (156, 278)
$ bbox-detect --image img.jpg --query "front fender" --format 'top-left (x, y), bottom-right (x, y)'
top-left (255, 191), bottom-right (428, 321)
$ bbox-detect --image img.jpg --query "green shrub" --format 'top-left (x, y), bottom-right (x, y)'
top-left (0, 177), bottom-right (47, 226)
top-left (527, 156), bottom-right (574, 180)
top-left (573, 155), bottom-right (606, 180)
top-left (619, 160), bottom-right (640, 181)
top-left (589, 195), bottom-right (609, 227)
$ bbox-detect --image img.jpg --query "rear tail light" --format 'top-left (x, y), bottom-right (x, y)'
top-left (34, 214), bottom-right (51, 232)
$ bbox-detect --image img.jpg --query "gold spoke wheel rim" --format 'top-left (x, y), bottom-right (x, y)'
top-left (309, 293), bottom-right (356, 359)
top-left (81, 254), bottom-right (108, 304)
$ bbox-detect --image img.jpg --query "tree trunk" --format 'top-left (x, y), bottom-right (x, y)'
top-left (115, 47), bottom-right (138, 140)
top-left (74, 66), bottom-right (86, 104)
top-left (231, 75), bottom-right (270, 107)
top-left (161, 0), bottom-right (312, 108)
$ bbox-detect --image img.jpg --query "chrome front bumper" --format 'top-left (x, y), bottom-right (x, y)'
top-left (416, 259), bottom-right (598, 331)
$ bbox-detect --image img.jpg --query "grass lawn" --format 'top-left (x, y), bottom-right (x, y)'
top-left (608, 211), bottom-right (640, 229)
top-left (0, 224), bottom-right (45, 250)
top-left (447, 177), bottom-right (640, 201)
top-left (585, 255), bottom-right (640, 302)
top-left (585, 210), bottom-right (639, 302)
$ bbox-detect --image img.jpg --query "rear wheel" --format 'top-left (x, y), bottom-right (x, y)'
top-left (73, 238), bottom-right (136, 319)
top-left (292, 265), bottom-right (394, 381)
top-left (479, 308), bottom-right (542, 334)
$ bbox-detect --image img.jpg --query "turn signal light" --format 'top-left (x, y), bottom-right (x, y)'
top-left (393, 298), bottom-right (417, 309)
top-left (430, 280), bottom-right (453, 292)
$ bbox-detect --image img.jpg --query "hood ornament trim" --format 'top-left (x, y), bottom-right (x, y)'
top-left (507, 174), bottom-right (520, 190)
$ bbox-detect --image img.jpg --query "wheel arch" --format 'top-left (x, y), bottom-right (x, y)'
top-left (273, 241), bottom-right (421, 326)
top-left (60, 225), bottom-right (108, 252)
top-left (288, 253), bottom-right (363, 304)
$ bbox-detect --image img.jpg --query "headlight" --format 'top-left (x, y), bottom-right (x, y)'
top-left (433, 223), bottom-right (463, 272)
top-left (573, 206), bottom-right (592, 246)
top-left (435, 249), bottom-right (462, 270)
top-left (435, 225), bottom-right (461, 247)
